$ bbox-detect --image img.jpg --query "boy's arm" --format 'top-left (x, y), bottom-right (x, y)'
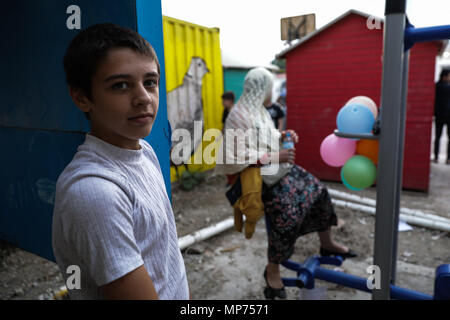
top-left (100, 265), bottom-right (158, 300)
top-left (58, 176), bottom-right (154, 298)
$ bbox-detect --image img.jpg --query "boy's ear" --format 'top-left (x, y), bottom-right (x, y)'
top-left (68, 86), bottom-right (92, 113)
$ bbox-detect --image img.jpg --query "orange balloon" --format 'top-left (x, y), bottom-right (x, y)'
top-left (356, 139), bottom-right (379, 164)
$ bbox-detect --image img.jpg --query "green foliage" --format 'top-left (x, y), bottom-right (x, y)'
top-left (271, 57), bottom-right (286, 73)
top-left (180, 170), bottom-right (206, 191)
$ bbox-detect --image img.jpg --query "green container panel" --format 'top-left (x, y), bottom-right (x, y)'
top-left (223, 68), bottom-right (249, 101)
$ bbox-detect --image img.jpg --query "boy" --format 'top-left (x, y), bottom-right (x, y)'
top-left (52, 23), bottom-right (189, 299)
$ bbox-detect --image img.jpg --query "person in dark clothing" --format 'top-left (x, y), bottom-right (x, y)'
top-left (434, 69), bottom-right (450, 164)
top-left (266, 102), bottom-right (286, 131)
top-left (221, 91), bottom-right (235, 124)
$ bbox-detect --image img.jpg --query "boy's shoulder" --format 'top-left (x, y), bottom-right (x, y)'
top-left (55, 136), bottom-right (158, 206)
top-left (53, 155), bottom-right (134, 226)
top-left (61, 138), bottom-right (125, 176)
top-left (140, 138), bottom-right (156, 158)
top-left (56, 142), bottom-right (130, 198)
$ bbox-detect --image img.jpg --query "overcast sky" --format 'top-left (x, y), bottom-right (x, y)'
top-left (161, 0), bottom-right (450, 66)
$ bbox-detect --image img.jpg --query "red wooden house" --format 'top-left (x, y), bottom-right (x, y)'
top-left (277, 10), bottom-right (444, 192)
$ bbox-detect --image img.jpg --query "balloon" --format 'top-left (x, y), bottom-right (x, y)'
top-left (356, 139), bottom-right (379, 164)
top-left (320, 134), bottom-right (356, 167)
top-left (337, 104), bottom-right (375, 137)
top-left (346, 96), bottom-right (378, 119)
top-left (341, 155), bottom-right (377, 190)
top-left (340, 169), bottom-right (363, 191)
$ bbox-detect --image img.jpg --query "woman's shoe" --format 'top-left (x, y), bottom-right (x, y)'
top-left (263, 268), bottom-right (287, 299)
top-left (320, 247), bottom-right (357, 259)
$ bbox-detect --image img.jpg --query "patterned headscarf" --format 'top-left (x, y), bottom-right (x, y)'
top-left (215, 67), bottom-right (291, 180)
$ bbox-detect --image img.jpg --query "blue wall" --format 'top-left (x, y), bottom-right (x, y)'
top-left (136, 0), bottom-right (172, 199)
top-left (0, 0), bottom-right (169, 262)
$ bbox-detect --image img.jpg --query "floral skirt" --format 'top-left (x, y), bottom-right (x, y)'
top-left (262, 165), bottom-right (338, 264)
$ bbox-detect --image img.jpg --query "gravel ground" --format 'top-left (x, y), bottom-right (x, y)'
top-left (0, 162), bottom-right (449, 300)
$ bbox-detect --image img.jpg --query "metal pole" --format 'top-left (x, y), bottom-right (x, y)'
top-left (372, 0), bottom-right (407, 300)
top-left (391, 50), bottom-right (410, 285)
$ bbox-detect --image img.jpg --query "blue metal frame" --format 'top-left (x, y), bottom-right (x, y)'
top-left (405, 21), bottom-right (450, 51)
top-left (279, 255), bottom-right (433, 300)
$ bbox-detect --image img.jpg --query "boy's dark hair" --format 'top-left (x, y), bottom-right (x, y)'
top-left (221, 91), bottom-right (235, 102)
top-left (63, 23), bottom-right (160, 119)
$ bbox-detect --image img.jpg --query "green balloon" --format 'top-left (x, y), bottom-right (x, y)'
top-left (341, 169), bottom-right (363, 191)
top-left (342, 155), bottom-right (377, 190)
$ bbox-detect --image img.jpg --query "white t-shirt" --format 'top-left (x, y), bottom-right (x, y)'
top-left (52, 133), bottom-right (189, 300)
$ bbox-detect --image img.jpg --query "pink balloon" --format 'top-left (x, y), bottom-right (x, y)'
top-left (346, 96), bottom-right (378, 119)
top-left (320, 134), bottom-right (357, 167)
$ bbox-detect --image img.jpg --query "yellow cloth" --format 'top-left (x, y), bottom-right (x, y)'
top-left (232, 167), bottom-right (264, 239)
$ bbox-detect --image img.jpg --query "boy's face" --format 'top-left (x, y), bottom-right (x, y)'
top-left (70, 47), bottom-right (160, 150)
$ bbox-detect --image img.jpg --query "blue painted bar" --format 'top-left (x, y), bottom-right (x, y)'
top-left (434, 264), bottom-right (450, 300)
top-left (281, 259), bottom-right (303, 270)
top-left (405, 24), bottom-right (450, 50)
top-left (405, 25), bottom-right (450, 44)
top-left (282, 277), bottom-right (303, 287)
top-left (390, 284), bottom-right (433, 300)
top-left (318, 255), bottom-right (344, 266)
top-left (316, 267), bottom-right (432, 299)
top-left (281, 255), bottom-right (434, 299)
top-left (315, 267), bottom-right (372, 293)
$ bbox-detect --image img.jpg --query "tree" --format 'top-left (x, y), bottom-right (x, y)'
top-left (271, 57), bottom-right (286, 73)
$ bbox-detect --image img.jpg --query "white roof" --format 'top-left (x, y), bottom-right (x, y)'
top-left (277, 9), bottom-right (446, 59)
top-left (222, 50), bottom-right (279, 71)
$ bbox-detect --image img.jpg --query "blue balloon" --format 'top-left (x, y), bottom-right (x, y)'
top-left (337, 104), bottom-right (375, 135)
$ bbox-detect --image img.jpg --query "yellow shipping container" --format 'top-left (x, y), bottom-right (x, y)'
top-left (163, 16), bottom-right (224, 182)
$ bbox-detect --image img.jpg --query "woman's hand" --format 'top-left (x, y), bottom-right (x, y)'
top-left (281, 130), bottom-right (299, 143)
top-left (277, 148), bottom-right (296, 164)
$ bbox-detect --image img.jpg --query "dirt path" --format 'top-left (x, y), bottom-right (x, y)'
top-left (179, 162), bottom-right (449, 299)
top-left (0, 162), bottom-right (449, 299)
